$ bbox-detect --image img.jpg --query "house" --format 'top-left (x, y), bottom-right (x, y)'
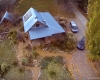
top-left (22, 8), bottom-right (65, 46)
top-left (0, 11), bottom-right (14, 27)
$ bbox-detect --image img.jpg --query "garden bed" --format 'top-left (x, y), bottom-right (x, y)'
top-left (39, 56), bottom-right (73, 80)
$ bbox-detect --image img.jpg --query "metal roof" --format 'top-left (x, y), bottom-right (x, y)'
top-left (29, 12), bottom-right (65, 40)
top-left (22, 7), bottom-right (47, 32)
top-left (0, 11), bottom-right (13, 24)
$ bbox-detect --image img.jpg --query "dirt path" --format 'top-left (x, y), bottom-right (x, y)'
top-left (15, 42), bottom-right (40, 80)
top-left (66, 4), bottom-right (99, 80)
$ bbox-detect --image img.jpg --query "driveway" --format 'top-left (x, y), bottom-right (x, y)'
top-left (67, 4), bottom-right (99, 80)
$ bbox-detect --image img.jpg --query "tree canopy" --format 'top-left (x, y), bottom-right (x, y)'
top-left (86, 0), bottom-right (100, 60)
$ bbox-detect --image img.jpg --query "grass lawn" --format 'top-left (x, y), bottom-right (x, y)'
top-left (16, 0), bottom-right (68, 16)
top-left (0, 39), bottom-right (31, 80)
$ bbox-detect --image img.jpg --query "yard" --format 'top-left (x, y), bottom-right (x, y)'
top-left (39, 56), bottom-right (73, 80)
top-left (0, 39), bottom-right (32, 80)
top-left (0, 0), bottom-right (98, 80)
top-left (16, 0), bottom-right (71, 17)
top-left (0, 0), bottom-right (76, 80)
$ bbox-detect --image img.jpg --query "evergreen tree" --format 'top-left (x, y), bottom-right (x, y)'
top-left (86, 0), bottom-right (100, 60)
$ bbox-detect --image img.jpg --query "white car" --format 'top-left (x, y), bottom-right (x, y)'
top-left (69, 21), bottom-right (78, 33)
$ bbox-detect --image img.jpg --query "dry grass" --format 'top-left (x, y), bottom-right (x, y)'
top-left (16, 0), bottom-right (68, 17)
top-left (0, 39), bottom-right (31, 80)
top-left (0, 39), bottom-right (15, 64)
top-left (4, 66), bottom-right (32, 80)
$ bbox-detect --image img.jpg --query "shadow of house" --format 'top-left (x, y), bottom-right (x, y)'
top-left (0, 11), bottom-right (14, 27)
top-left (22, 8), bottom-right (65, 47)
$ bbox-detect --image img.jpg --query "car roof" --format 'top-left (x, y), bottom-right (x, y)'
top-left (70, 21), bottom-right (77, 26)
top-left (81, 37), bottom-right (85, 41)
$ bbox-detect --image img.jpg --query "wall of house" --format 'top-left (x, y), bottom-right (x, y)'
top-left (45, 33), bottom-right (65, 44)
top-left (33, 22), bottom-right (46, 28)
top-left (31, 38), bottom-right (45, 47)
top-left (1, 19), bottom-right (13, 27)
top-left (31, 33), bottom-right (65, 47)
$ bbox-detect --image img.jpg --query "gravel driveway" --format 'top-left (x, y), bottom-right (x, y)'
top-left (67, 4), bottom-right (99, 80)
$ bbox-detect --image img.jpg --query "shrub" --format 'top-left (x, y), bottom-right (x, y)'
top-left (66, 41), bottom-right (75, 50)
top-left (18, 67), bottom-right (25, 73)
top-left (7, 31), bottom-right (17, 38)
top-left (49, 70), bottom-right (56, 78)
top-left (59, 17), bottom-right (67, 27)
top-left (21, 57), bottom-right (29, 65)
top-left (87, 53), bottom-right (100, 61)
top-left (66, 31), bottom-right (76, 42)
top-left (59, 17), bottom-right (66, 21)
top-left (30, 50), bottom-right (39, 59)
top-left (59, 21), bottom-right (66, 27)
top-left (1, 63), bottom-right (9, 73)
top-left (7, 31), bottom-right (17, 44)
top-left (64, 31), bottom-right (76, 50)
top-left (53, 56), bottom-right (63, 65)
top-left (12, 60), bottom-right (18, 66)
top-left (40, 57), bottom-right (53, 69)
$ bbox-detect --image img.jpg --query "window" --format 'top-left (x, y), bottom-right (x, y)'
top-left (36, 24), bottom-right (39, 27)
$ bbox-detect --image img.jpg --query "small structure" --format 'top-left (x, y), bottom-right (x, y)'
top-left (0, 11), bottom-right (14, 27)
top-left (22, 8), bottom-right (65, 46)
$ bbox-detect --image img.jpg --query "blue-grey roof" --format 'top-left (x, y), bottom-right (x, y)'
top-left (22, 7), bottom-right (47, 32)
top-left (0, 11), bottom-right (13, 24)
top-left (29, 12), bottom-right (65, 40)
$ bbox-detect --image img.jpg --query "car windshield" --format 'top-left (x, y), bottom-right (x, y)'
top-left (79, 37), bottom-right (85, 45)
top-left (72, 26), bottom-right (77, 29)
top-left (79, 41), bottom-right (84, 45)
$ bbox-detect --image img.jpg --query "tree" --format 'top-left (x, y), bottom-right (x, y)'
top-left (76, 0), bottom-right (88, 7)
top-left (86, 0), bottom-right (100, 60)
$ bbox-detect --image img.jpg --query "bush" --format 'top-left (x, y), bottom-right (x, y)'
top-left (18, 67), bottom-right (25, 73)
top-left (49, 70), bottom-right (56, 78)
top-left (59, 17), bottom-right (67, 27)
top-left (40, 56), bottom-right (64, 69)
top-left (12, 60), bottom-right (18, 66)
top-left (87, 53), bottom-right (100, 61)
top-left (30, 50), bottom-right (39, 59)
top-left (7, 31), bottom-right (17, 38)
top-left (59, 17), bottom-right (66, 21)
top-left (66, 41), bottom-right (75, 50)
top-left (1, 63), bottom-right (9, 73)
top-left (40, 57), bottom-right (53, 69)
top-left (21, 57), bottom-right (29, 65)
top-left (64, 31), bottom-right (76, 50)
top-left (7, 31), bottom-right (17, 44)
top-left (66, 31), bottom-right (76, 43)
top-left (53, 56), bottom-right (63, 65)
top-left (59, 21), bottom-right (66, 27)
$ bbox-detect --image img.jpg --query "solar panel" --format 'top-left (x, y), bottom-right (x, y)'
top-left (24, 10), bottom-right (32, 22)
